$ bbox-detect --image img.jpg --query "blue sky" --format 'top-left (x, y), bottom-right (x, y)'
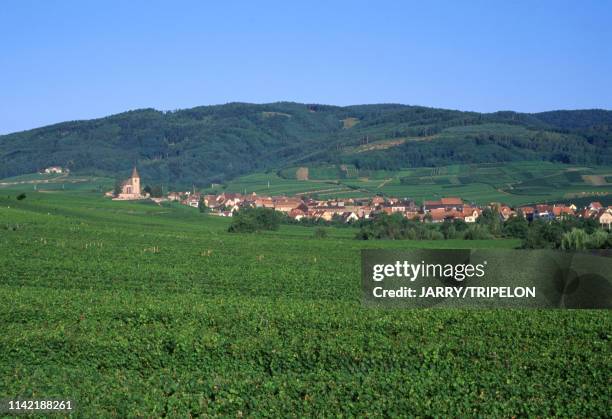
top-left (1, 0), bottom-right (611, 134)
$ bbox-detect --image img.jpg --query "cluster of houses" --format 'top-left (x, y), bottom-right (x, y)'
top-left (164, 191), bottom-right (612, 229)
top-left (40, 166), bottom-right (69, 174)
top-left (105, 168), bottom-right (611, 229)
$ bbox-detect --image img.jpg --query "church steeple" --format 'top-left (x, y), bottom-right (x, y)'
top-left (131, 167), bottom-right (140, 179)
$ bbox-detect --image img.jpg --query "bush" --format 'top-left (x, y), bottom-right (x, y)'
top-left (16, 193), bottom-right (26, 200)
top-left (463, 224), bottom-right (493, 240)
top-left (503, 216), bottom-right (529, 239)
top-left (588, 230), bottom-right (609, 249)
top-left (228, 207), bottom-right (282, 233)
top-left (561, 228), bottom-right (589, 250)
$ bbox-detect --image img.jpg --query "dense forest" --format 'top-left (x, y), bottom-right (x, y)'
top-left (1, 102), bottom-right (611, 187)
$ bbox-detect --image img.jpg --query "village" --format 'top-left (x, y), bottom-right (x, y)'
top-left (169, 190), bottom-right (612, 229)
top-left (107, 167), bottom-right (612, 229)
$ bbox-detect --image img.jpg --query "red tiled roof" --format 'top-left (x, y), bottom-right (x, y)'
top-left (440, 197), bottom-right (463, 205)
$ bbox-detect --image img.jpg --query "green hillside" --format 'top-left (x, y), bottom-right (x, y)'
top-left (223, 161), bottom-right (612, 205)
top-left (1, 103), bottom-right (611, 188)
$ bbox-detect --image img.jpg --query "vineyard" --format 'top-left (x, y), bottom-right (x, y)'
top-left (0, 188), bottom-right (610, 416)
top-left (232, 161), bottom-right (612, 205)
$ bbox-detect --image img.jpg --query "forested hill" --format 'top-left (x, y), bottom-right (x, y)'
top-left (1, 102), bottom-right (611, 187)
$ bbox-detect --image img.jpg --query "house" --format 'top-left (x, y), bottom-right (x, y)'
top-left (320, 210), bottom-right (337, 221)
top-left (441, 197), bottom-right (463, 208)
top-left (589, 202), bottom-right (603, 211)
top-left (183, 193), bottom-right (201, 208)
top-left (113, 167), bottom-right (146, 200)
top-left (340, 211), bottom-right (360, 223)
top-left (357, 207), bottom-right (373, 219)
top-left (428, 208), bottom-right (452, 223)
top-left (202, 194), bottom-right (218, 207)
top-left (552, 205), bottom-right (575, 219)
top-left (220, 193), bottom-right (243, 207)
top-left (42, 166), bottom-right (67, 174)
top-left (498, 205), bottom-right (514, 221)
top-left (273, 197), bottom-right (303, 213)
top-left (254, 197), bottom-right (274, 208)
top-left (423, 197), bottom-right (463, 212)
top-left (289, 208), bottom-right (306, 221)
top-left (535, 205), bottom-right (554, 220)
top-left (167, 192), bottom-right (182, 201)
top-left (308, 209), bottom-right (337, 221)
top-left (462, 207), bottom-right (481, 223)
top-left (596, 209), bottom-right (612, 230)
top-left (519, 206), bottom-right (535, 221)
top-left (404, 211), bottom-right (422, 221)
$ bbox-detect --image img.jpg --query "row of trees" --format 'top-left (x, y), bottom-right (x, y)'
top-left (354, 211), bottom-right (611, 249)
top-left (226, 206), bottom-right (611, 250)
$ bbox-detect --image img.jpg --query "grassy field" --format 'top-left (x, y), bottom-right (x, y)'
top-left (3, 161), bottom-right (610, 206)
top-left (237, 161), bottom-right (612, 205)
top-left (0, 188), bottom-right (610, 416)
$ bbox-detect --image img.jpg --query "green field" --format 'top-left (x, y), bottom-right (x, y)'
top-left (0, 187), bottom-right (610, 416)
top-left (239, 161), bottom-right (612, 205)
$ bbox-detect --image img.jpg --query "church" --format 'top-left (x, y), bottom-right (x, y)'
top-left (113, 167), bottom-right (146, 200)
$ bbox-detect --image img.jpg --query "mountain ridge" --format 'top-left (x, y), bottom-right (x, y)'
top-left (1, 102), bottom-right (611, 187)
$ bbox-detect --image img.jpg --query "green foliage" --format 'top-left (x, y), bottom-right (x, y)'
top-left (355, 212), bottom-right (610, 249)
top-left (477, 207), bottom-right (502, 236)
top-left (503, 216), bottom-right (529, 239)
top-left (463, 224), bottom-right (494, 240)
top-left (150, 185), bottom-right (163, 198)
top-left (113, 178), bottom-right (123, 196)
top-left (561, 228), bottom-right (611, 250)
top-left (226, 161), bottom-right (612, 207)
top-left (1, 189), bottom-right (609, 416)
top-left (228, 207), bottom-right (282, 233)
top-left (16, 193), bottom-right (26, 200)
top-left (198, 197), bottom-right (208, 213)
top-left (561, 228), bottom-right (590, 250)
top-left (357, 213), bottom-right (446, 240)
top-left (1, 103), bottom-right (611, 187)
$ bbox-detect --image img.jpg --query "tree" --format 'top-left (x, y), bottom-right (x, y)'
top-left (503, 216), bottom-right (529, 239)
top-left (150, 185), bottom-right (163, 198)
top-left (113, 179), bottom-right (123, 196)
top-left (228, 207), bottom-right (282, 233)
top-left (477, 207), bottom-right (502, 236)
top-left (464, 224), bottom-right (493, 240)
top-left (198, 197), bottom-right (208, 213)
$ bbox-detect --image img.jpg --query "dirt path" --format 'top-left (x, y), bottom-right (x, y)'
top-left (377, 178), bottom-right (393, 189)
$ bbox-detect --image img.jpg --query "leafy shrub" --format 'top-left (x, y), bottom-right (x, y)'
top-left (561, 228), bottom-right (589, 250)
top-left (463, 224), bottom-right (493, 240)
top-left (503, 216), bottom-right (529, 239)
top-left (16, 193), bottom-right (26, 200)
top-left (588, 230), bottom-right (610, 249)
top-left (228, 207), bottom-right (282, 233)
